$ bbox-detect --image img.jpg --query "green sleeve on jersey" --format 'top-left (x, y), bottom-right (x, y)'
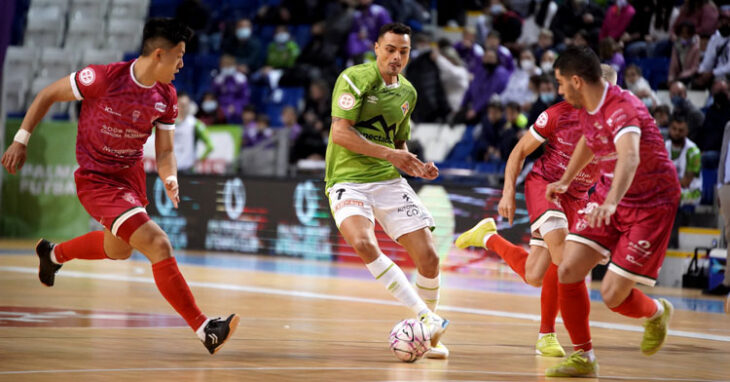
top-left (395, 94), bottom-right (416, 142)
top-left (686, 146), bottom-right (701, 174)
top-left (331, 69), bottom-right (368, 121)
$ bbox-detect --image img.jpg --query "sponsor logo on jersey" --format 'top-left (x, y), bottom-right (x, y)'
top-left (103, 106), bottom-right (122, 117)
top-left (333, 199), bottom-right (364, 212)
top-left (338, 93), bottom-right (355, 110)
top-left (367, 95), bottom-right (378, 104)
top-left (122, 192), bottom-right (137, 205)
top-left (628, 239), bottom-right (652, 257)
top-left (536, 111), bottom-right (548, 128)
top-left (132, 110), bottom-right (141, 122)
top-left (155, 102), bottom-right (167, 113)
top-left (401, 101), bottom-right (409, 116)
top-left (124, 129), bottom-right (147, 139)
top-left (78, 68), bottom-right (95, 86)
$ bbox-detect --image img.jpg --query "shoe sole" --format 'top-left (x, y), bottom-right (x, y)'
top-left (211, 314), bottom-right (240, 355)
top-left (535, 349), bottom-right (566, 357)
top-left (455, 218), bottom-right (495, 249)
top-left (429, 319), bottom-right (449, 347)
top-left (642, 300), bottom-right (674, 356)
top-left (425, 350), bottom-right (448, 359)
top-left (35, 239), bottom-right (53, 288)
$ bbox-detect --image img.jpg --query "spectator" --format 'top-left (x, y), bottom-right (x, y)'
top-left (196, 92), bottom-right (227, 125)
top-left (669, 21), bottom-right (702, 84)
top-left (713, 120), bottom-right (730, 296)
top-left (256, 0), bottom-right (327, 25)
top-left (666, 113), bottom-right (703, 207)
top-left (302, 79), bottom-right (331, 133)
top-left (281, 21), bottom-right (339, 87)
top-left (485, 31), bottom-right (515, 73)
top-left (569, 29), bottom-right (590, 48)
top-left (346, 0), bottom-right (393, 62)
top-left (434, 39), bottom-right (470, 114)
top-left (653, 104), bottom-right (672, 137)
top-left (697, 79), bottom-right (730, 162)
top-left (242, 105), bottom-right (257, 133)
top-left (211, 54), bottom-right (250, 124)
top-left (244, 114), bottom-right (273, 148)
top-left (473, 98), bottom-right (508, 162)
top-left (624, 0), bottom-right (677, 59)
top-left (599, 37), bottom-right (625, 85)
top-left (222, 18), bottom-right (264, 73)
top-left (599, 0), bottom-right (635, 41)
top-left (672, 0), bottom-right (718, 39)
top-left (454, 26), bottom-right (485, 72)
top-left (695, 8), bottom-right (730, 89)
top-left (623, 64), bottom-right (651, 93)
top-left (621, 0), bottom-right (656, 55)
top-left (527, 73), bottom-right (558, 125)
top-left (323, 0), bottom-right (356, 60)
top-left (488, 0), bottom-right (523, 47)
top-left (539, 49), bottom-right (557, 73)
top-left (281, 106), bottom-right (302, 143)
top-left (505, 100), bottom-right (528, 134)
top-left (634, 83), bottom-right (659, 111)
top-left (175, 93), bottom-right (214, 174)
top-left (532, 28), bottom-right (554, 64)
top-left (669, 80), bottom-right (705, 139)
top-left (519, 1), bottom-right (558, 47)
top-left (407, 34), bottom-right (451, 123)
top-left (266, 25), bottom-right (300, 69)
top-left (458, 48), bottom-right (510, 125)
top-left (501, 49), bottom-right (541, 107)
top-left (377, 0), bottom-right (429, 28)
top-left (550, 0), bottom-right (605, 51)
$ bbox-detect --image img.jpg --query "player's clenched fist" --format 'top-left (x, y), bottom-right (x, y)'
top-left (498, 192), bottom-right (516, 225)
top-left (164, 176), bottom-right (180, 208)
top-left (1, 142), bottom-right (28, 175)
top-left (545, 181), bottom-right (568, 203)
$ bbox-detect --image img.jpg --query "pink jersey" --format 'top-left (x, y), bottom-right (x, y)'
top-left (529, 101), bottom-right (599, 198)
top-left (70, 60), bottom-right (177, 174)
top-left (579, 84), bottom-right (680, 207)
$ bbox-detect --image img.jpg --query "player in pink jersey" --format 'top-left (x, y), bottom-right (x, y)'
top-left (1, 18), bottom-right (238, 355)
top-left (456, 66), bottom-right (616, 358)
top-left (541, 46), bottom-right (680, 377)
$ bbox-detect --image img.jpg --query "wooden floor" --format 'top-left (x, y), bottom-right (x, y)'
top-left (0, 240), bottom-right (728, 382)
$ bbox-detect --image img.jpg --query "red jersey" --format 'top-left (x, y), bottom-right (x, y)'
top-left (70, 60), bottom-right (177, 174)
top-left (579, 84), bottom-right (680, 207)
top-left (529, 101), bottom-right (599, 198)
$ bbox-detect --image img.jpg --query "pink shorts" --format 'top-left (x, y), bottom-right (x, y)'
top-left (525, 172), bottom-right (587, 236)
top-left (75, 163), bottom-right (150, 242)
top-left (567, 192), bottom-right (679, 286)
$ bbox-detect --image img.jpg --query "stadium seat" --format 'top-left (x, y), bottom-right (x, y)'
top-left (24, 12), bottom-right (66, 47)
top-left (109, 0), bottom-right (149, 19)
top-left (38, 48), bottom-right (76, 80)
top-left (3, 76), bottom-right (29, 114)
top-left (81, 48), bottom-right (123, 66)
top-left (4, 46), bottom-right (38, 83)
top-left (29, 0), bottom-right (70, 18)
top-left (29, 77), bottom-right (68, 116)
top-left (66, 18), bottom-right (106, 50)
top-left (106, 18), bottom-right (144, 54)
top-left (701, 168), bottom-right (718, 205)
top-left (69, 0), bottom-right (110, 20)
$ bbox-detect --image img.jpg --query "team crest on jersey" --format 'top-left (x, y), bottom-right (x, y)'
top-left (338, 93), bottom-right (355, 110)
top-left (536, 111), bottom-right (548, 127)
top-left (154, 102), bottom-right (167, 113)
top-left (401, 101), bottom-right (409, 116)
top-left (132, 110), bottom-right (140, 122)
top-left (122, 192), bottom-right (137, 205)
top-left (78, 68), bottom-right (95, 86)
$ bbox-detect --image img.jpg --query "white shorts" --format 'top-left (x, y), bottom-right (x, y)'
top-left (327, 178), bottom-right (435, 241)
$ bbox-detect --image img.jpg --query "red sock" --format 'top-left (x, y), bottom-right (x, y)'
top-left (486, 234), bottom-right (527, 281)
top-left (559, 280), bottom-right (592, 352)
top-left (152, 257), bottom-right (207, 331)
top-left (609, 288), bottom-right (658, 319)
top-left (53, 231), bottom-right (108, 263)
top-left (540, 263), bottom-right (559, 334)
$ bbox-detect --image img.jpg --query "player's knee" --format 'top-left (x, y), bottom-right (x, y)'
top-left (557, 263), bottom-right (576, 284)
top-left (351, 237), bottom-right (379, 256)
top-left (600, 282), bottom-right (623, 307)
top-left (525, 269), bottom-right (543, 287)
top-left (418, 253), bottom-right (440, 278)
top-left (149, 234), bottom-right (173, 259)
top-left (108, 248), bottom-right (133, 260)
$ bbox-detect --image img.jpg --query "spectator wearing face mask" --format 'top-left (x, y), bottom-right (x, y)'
top-left (501, 49), bottom-right (541, 107)
top-left (633, 84), bottom-right (659, 112)
top-left (599, 0), bottom-right (635, 41)
top-left (527, 73), bottom-right (558, 126)
top-left (346, 0), bottom-right (393, 62)
top-left (485, 31), bottom-right (515, 74)
top-left (669, 80), bottom-right (704, 138)
top-left (531, 29), bottom-right (554, 65)
top-left (695, 7), bottom-right (730, 89)
top-left (669, 21), bottom-right (701, 85)
top-left (196, 92), bottom-right (227, 125)
top-left (223, 18), bottom-right (264, 73)
top-left (212, 54), bottom-right (250, 124)
top-left (539, 49), bottom-right (556, 74)
top-left (623, 64), bottom-right (650, 93)
top-left (434, 39), bottom-right (470, 114)
top-left (266, 25), bottom-right (300, 69)
top-left (458, 48), bottom-right (510, 125)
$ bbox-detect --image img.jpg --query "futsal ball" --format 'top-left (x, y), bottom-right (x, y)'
top-left (388, 318), bottom-right (431, 362)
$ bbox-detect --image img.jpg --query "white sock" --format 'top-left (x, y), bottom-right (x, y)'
top-left (649, 299), bottom-right (664, 320)
top-left (583, 349), bottom-right (596, 362)
top-left (195, 318), bottom-right (211, 341)
top-left (415, 273), bottom-right (440, 312)
top-left (50, 247), bottom-right (60, 265)
top-left (482, 233), bottom-right (494, 248)
top-left (366, 254), bottom-right (428, 315)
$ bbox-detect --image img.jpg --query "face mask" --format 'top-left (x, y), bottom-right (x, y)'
top-left (201, 100), bottom-right (218, 113)
top-left (520, 59), bottom-right (535, 71)
top-left (540, 92), bottom-right (555, 104)
top-left (720, 25), bottom-right (730, 37)
top-left (274, 32), bottom-right (290, 44)
top-left (490, 4), bottom-right (504, 15)
top-left (671, 95), bottom-right (683, 107)
top-left (236, 27), bottom-right (251, 40)
top-left (483, 62), bottom-right (497, 72)
top-left (221, 66), bottom-right (236, 76)
top-left (540, 61), bottom-right (553, 72)
top-left (641, 97), bottom-right (652, 108)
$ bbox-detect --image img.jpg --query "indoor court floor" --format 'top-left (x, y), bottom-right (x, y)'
top-left (0, 239), bottom-right (728, 382)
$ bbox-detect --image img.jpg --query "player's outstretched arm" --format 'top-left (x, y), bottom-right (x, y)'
top-left (331, 116), bottom-right (427, 178)
top-left (500, 133), bottom-right (542, 225)
top-left (155, 129), bottom-right (179, 208)
top-left (1, 76), bottom-right (77, 174)
top-left (546, 136), bottom-right (594, 203)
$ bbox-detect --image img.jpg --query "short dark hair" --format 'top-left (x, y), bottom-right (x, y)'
top-left (670, 111), bottom-right (688, 125)
top-left (553, 46), bottom-right (602, 84)
top-left (141, 18), bottom-right (194, 56)
top-left (378, 22), bottom-right (412, 40)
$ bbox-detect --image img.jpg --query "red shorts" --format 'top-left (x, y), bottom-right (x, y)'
top-left (567, 192), bottom-right (679, 286)
top-left (525, 172), bottom-right (587, 236)
top-left (75, 163), bottom-right (150, 242)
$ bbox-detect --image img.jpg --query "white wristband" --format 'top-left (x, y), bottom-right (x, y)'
top-left (13, 129), bottom-right (31, 146)
top-left (165, 175), bottom-right (178, 184)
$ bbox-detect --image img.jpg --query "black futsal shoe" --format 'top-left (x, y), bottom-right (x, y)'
top-left (202, 314), bottom-right (240, 355)
top-left (35, 239), bottom-right (62, 287)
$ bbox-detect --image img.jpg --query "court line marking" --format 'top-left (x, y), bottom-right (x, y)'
top-left (1, 265), bottom-right (729, 343)
top-left (0, 366), bottom-right (725, 381)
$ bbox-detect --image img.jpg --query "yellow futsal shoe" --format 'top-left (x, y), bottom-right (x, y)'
top-left (455, 218), bottom-right (497, 249)
top-left (545, 350), bottom-right (598, 378)
top-left (535, 333), bottom-right (566, 357)
top-left (425, 342), bottom-right (449, 359)
top-left (641, 298), bottom-right (673, 356)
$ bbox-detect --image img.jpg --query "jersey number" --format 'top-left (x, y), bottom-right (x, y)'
top-left (335, 189), bottom-right (345, 200)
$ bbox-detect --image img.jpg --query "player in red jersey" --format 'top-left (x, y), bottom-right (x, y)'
top-left (541, 46), bottom-right (680, 377)
top-left (455, 66), bottom-right (616, 358)
top-left (1, 18), bottom-right (238, 355)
